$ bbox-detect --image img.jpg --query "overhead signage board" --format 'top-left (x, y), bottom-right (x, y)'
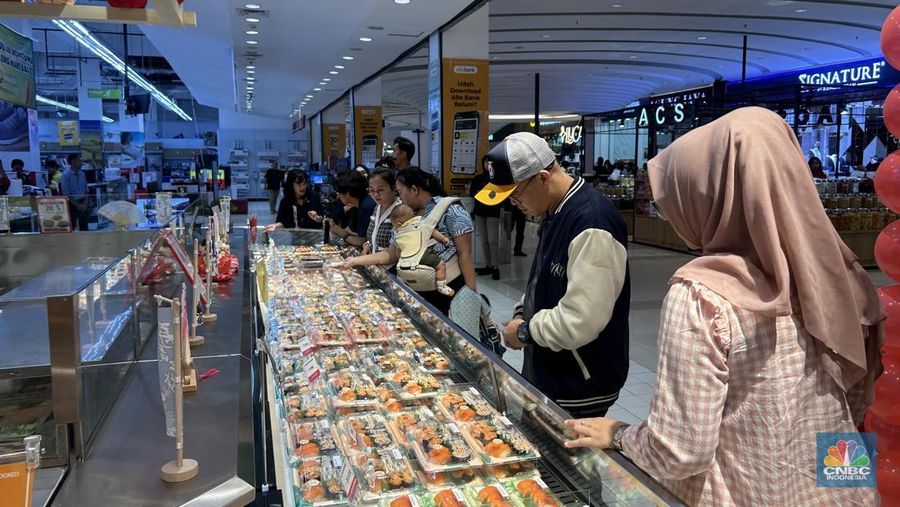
top-left (88, 88), bottom-right (121, 100)
top-left (729, 57), bottom-right (900, 95)
top-left (0, 23), bottom-right (35, 110)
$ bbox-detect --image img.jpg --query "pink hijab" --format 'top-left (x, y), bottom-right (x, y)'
top-left (648, 107), bottom-right (883, 394)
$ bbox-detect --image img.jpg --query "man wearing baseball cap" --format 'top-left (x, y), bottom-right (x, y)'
top-left (477, 132), bottom-right (630, 417)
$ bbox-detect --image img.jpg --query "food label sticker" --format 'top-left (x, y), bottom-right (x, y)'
top-left (322, 419), bottom-right (331, 429)
top-left (453, 490), bottom-right (464, 502)
top-left (500, 415), bottom-right (513, 426)
top-left (536, 477), bottom-right (549, 490)
top-left (331, 454), bottom-right (343, 468)
top-left (469, 387), bottom-right (480, 395)
top-left (304, 356), bottom-right (321, 383)
top-left (340, 461), bottom-right (358, 501)
top-left (410, 496), bottom-right (421, 507)
top-left (392, 448), bottom-right (403, 460)
top-left (449, 423), bottom-right (460, 434)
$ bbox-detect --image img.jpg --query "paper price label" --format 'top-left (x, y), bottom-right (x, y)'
top-left (0, 196), bottom-right (8, 231)
top-left (449, 423), bottom-right (460, 434)
top-left (392, 448), bottom-right (403, 460)
top-left (469, 387), bottom-right (480, 395)
top-left (303, 356), bottom-right (321, 383)
top-left (500, 415), bottom-right (513, 426)
top-left (340, 459), bottom-right (359, 501)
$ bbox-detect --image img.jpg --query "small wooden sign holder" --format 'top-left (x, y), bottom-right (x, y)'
top-left (156, 295), bottom-right (199, 483)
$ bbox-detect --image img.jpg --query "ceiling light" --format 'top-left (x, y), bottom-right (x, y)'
top-left (51, 20), bottom-right (192, 121)
top-left (488, 113), bottom-right (580, 121)
top-left (628, 55), bottom-right (638, 59)
top-left (246, 17), bottom-right (260, 23)
top-left (36, 94), bottom-right (115, 122)
top-left (246, 65), bottom-right (256, 69)
top-left (246, 40), bottom-right (258, 45)
top-left (246, 30), bottom-right (259, 35)
top-left (329, 71), bottom-right (339, 75)
top-left (245, 3), bottom-right (261, 9)
top-left (313, 87), bottom-right (322, 91)
top-left (323, 78), bottom-right (331, 81)
top-left (394, 0), bottom-right (410, 4)
top-left (359, 36), bottom-right (373, 42)
top-left (541, 34), bottom-right (552, 39)
top-left (795, 8), bottom-right (808, 13)
top-left (247, 77), bottom-right (255, 81)
top-left (696, 36), bottom-right (707, 40)
top-left (306, 95), bottom-right (313, 98)
top-left (318, 81), bottom-right (326, 85)
top-left (342, 56), bottom-right (354, 60)
top-left (334, 65), bottom-right (345, 69)
top-left (611, 3), bottom-right (623, 7)
top-left (247, 70), bottom-right (255, 74)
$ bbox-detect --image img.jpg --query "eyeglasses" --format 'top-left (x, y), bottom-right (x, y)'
top-left (368, 186), bottom-right (391, 196)
top-left (650, 200), bottom-right (667, 221)
top-left (509, 176), bottom-right (537, 206)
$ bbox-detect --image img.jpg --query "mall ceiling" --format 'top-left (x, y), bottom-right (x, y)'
top-left (384, 0), bottom-right (897, 120)
top-left (19, 0), bottom-right (898, 126)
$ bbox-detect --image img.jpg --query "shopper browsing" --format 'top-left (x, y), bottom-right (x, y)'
top-left (348, 167), bottom-right (401, 254)
top-left (61, 153), bottom-right (89, 231)
top-left (476, 132), bottom-right (630, 418)
top-left (264, 164), bottom-right (284, 214)
top-left (388, 204), bottom-right (456, 296)
top-left (469, 156), bottom-right (502, 279)
top-left (264, 169), bottom-right (323, 232)
top-left (392, 136), bottom-right (415, 171)
top-left (343, 167), bottom-right (476, 315)
top-left (315, 170), bottom-right (375, 243)
top-left (563, 108), bottom-right (883, 506)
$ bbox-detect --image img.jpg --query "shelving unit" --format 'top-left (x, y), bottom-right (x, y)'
top-left (228, 147), bottom-right (250, 199)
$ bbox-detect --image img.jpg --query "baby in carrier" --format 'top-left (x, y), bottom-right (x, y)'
top-left (391, 204), bottom-right (455, 296)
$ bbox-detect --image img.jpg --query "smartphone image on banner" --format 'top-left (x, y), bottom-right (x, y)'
top-left (450, 111), bottom-right (479, 175)
top-left (362, 135), bottom-right (378, 167)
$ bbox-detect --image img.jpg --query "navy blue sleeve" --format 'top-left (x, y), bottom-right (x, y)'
top-left (357, 195), bottom-right (376, 238)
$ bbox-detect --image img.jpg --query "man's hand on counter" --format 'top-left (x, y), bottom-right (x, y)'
top-left (503, 318), bottom-right (526, 350)
top-left (339, 257), bottom-right (359, 270)
top-left (563, 417), bottom-right (623, 450)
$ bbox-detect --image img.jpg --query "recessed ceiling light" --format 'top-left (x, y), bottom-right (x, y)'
top-left (394, 0), bottom-right (410, 4)
top-left (245, 3), bottom-right (261, 9)
top-left (611, 3), bottom-right (623, 7)
top-left (313, 87), bottom-right (322, 91)
top-left (541, 34), bottom-right (552, 39)
top-left (696, 36), bottom-right (707, 40)
top-left (247, 77), bottom-right (255, 81)
top-left (342, 56), bottom-right (354, 60)
top-left (246, 40), bottom-right (258, 45)
top-left (359, 36), bottom-right (373, 42)
top-left (628, 55), bottom-right (638, 59)
top-left (246, 65), bottom-right (255, 69)
top-left (318, 82), bottom-right (326, 85)
top-left (329, 71), bottom-right (339, 75)
top-left (246, 17), bottom-right (260, 23)
top-left (334, 65), bottom-right (345, 69)
top-left (322, 78), bottom-right (332, 82)
top-left (246, 30), bottom-right (259, 35)
top-left (247, 70), bottom-right (255, 74)
top-left (795, 8), bottom-right (808, 13)
top-left (305, 95), bottom-right (313, 98)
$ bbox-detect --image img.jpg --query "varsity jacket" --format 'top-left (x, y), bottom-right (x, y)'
top-left (516, 177), bottom-right (630, 417)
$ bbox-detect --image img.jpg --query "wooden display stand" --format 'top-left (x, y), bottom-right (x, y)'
top-left (839, 230), bottom-right (879, 268)
top-left (633, 215), bottom-right (692, 252)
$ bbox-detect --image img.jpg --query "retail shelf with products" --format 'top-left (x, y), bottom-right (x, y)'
top-left (251, 230), bottom-right (684, 506)
top-left (229, 148), bottom-right (251, 199)
top-left (595, 180), bottom-right (635, 237)
top-left (817, 178), bottom-right (895, 268)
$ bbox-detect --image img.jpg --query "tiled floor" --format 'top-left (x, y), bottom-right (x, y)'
top-left (247, 200), bottom-right (894, 425)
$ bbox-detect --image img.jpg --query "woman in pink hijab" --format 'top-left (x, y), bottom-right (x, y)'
top-left (564, 107), bottom-right (883, 506)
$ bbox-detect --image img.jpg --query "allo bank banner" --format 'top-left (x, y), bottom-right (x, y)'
top-left (441, 58), bottom-right (489, 195)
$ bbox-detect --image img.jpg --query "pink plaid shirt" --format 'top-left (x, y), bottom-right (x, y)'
top-left (621, 280), bottom-right (877, 506)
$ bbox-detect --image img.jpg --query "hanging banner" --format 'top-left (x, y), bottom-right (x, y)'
top-left (353, 106), bottom-right (382, 168)
top-left (87, 88), bottom-right (121, 100)
top-left (36, 196), bottom-right (71, 233)
top-left (157, 303), bottom-right (176, 438)
top-left (57, 121), bottom-right (79, 146)
top-left (441, 58), bottom-right (489, 195)
top-left (322, 124), bottom-right (346, 171)
top-left (79, 120), bottom-right (103, 171)
top-left (0, 195), bottom-right (8, 231)
top-left (156, 192), bottom-right (172, 225)
top-left (427, 32), bottom-right (442, 179)
top-left (0, 23), bottom-right (35, 110)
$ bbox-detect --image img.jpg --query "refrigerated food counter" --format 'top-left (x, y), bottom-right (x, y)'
top-left (251, 230), bottom-right (683, 506)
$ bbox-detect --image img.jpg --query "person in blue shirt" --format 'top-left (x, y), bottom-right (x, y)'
top-left (61, 153), bottom-right (89, 231)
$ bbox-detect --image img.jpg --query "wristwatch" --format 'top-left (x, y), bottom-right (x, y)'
top-left (612, 423), bottom-right (631, 451)
top-left (516, 321), bottom-right (532, 346)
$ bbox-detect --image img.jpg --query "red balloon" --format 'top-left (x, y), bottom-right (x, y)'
top-left (887, 85), bottom-right (900, 139)
top-left (866, 409), bottom-right (900, 451)
top-left (876, 152), bottom-right (900, 214)
top-left (876, 220), bottom-right (900, 282)
top-left (882, 285), bottom-right (900, 354)
top-left (874, 352), bottom-right (900, 418)
top-left (883, 5), bottom-right (900, 71)
top-left (879, 450), bottom-right (900, 505)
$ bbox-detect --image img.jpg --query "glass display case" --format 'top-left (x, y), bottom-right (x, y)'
top-left (252, 231), bottom-right (683, 506)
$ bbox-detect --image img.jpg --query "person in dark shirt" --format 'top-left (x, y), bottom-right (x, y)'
top-left (808, 157), bottom-right (827, 179)
top-left (265, 169), bottom-right (323, 231)
top-left (319, 170), bottom-right (375, 242)
top-left (470, 156), bottom-right (502, 279)
top-left (264, 165), bottom-right (284, 213)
